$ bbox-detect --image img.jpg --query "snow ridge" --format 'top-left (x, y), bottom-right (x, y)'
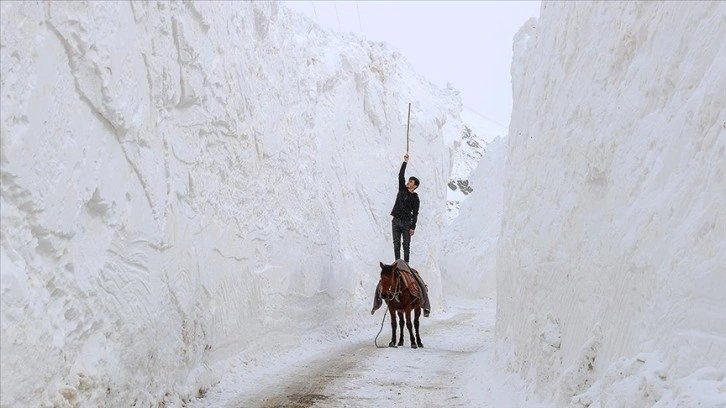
top-left (0, 2), bottom-right (460, 405)
top-left (497, 2), bottom-right (726, 406)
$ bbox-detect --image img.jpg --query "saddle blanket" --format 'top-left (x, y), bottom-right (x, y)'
top-left (371, 259), bottom-right (430, 316)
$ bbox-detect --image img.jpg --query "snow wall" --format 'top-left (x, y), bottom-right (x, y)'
top-left (0, 2), bottom-right (460, 405)
top-left (440, 137), bottom-right (507, 299)
top-left (497, 1), bottom-right (725, 406)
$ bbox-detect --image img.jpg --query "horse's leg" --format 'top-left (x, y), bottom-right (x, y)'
top-left (388, 307), bottom-right (398, 348)
top-left (414, 307), bottom-right (423, 348)
top-left (405, 306), bottom-right (417, 349)
top-left (397, 310), bottom-right (405, 347)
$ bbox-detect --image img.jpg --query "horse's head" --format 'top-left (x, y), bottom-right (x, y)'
top-left (378, 261), bottom-right (400, 300)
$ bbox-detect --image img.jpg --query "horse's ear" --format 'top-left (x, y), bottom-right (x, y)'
top-left (379, 261), bottom-right (384, 269)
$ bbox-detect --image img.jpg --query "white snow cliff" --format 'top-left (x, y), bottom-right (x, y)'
top-left (497, 1), bottom-right (725, 405)
top-left (0, 2), bottom-right (459, 405)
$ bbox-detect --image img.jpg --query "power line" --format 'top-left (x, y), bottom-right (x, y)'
top-left (462, 104), bottom-right (507, 129)
top-left (310, 1), bottom-right (318, 23)
top-left (333, 1), bottom-right (341, 31)
top-left (355, 1), bottom-right (363, 33)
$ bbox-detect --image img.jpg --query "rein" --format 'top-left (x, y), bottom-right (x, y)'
top-left (374, 302), bottom-right (389, 348)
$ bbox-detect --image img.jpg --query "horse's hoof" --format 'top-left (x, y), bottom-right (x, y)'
top-left (397, 342), bottom-right (404, 347)
top-left (417, 343), bottom-right (424, 348)
top-left (388, 343), bottom-right (397, 348)
top-left (411, 344), bottom-right (418, 349)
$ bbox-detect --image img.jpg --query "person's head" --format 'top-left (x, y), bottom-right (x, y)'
top-left (407, 176), bottom-right (420, 192)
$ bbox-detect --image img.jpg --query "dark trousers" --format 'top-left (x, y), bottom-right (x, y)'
top-left (392, 217), bottom-right (411, 262)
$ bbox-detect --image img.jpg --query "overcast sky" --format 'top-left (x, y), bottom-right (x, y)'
top-left (282, 1), bottom-right (542, 129)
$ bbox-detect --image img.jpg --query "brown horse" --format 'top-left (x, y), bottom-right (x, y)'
top-left (377, 261), bottom-right (424, 349)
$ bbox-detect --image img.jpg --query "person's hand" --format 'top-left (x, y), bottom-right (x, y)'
top-left (404, 152), bottom-right (409, 162)
top-left (409, 229), bottom-right (415, 236)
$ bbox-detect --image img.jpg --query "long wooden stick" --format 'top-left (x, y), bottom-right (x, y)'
top-left (406, 103), bottom-right (411, 152)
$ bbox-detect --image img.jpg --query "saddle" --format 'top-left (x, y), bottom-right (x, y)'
top-left (393, 259), bottom-right (422, 302)
top-left (371, 260), bottom-right (429, 315)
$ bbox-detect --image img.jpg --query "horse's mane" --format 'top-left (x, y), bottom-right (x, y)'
top-left (380, 263), bottom-right (394, 276)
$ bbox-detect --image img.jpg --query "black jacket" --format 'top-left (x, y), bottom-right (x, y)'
top-left (390, 162), bottom-right (419, 230)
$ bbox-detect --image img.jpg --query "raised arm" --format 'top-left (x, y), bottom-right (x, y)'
top-left (398, 161), bottom-right (407, 191)
top-left (398, 152), bottom-right (409, 191)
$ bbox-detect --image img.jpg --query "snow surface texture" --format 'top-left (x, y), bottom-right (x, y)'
top-left (188, 298), bottom-right (556, 408)
top-left (497, 2), bottom-right (726, 407)
top-left (441, 137), bottom-right (507, 299)
top-left (0, 2), bottom-right (461, 405)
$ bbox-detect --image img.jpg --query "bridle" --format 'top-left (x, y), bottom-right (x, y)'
top-left (382, 268), bottom-right (403, 303)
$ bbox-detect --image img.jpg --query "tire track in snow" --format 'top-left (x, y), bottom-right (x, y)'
top-left (228, 306), bottom-right (489, 408)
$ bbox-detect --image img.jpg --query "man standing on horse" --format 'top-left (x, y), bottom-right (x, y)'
top-left (390, 152), bottom-right (420, 263)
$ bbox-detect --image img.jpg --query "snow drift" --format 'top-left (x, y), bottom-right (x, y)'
top-left (441, 137), bottom-right (507, 299)
top-left (0, 2), bottom-right (460, 405)
top-left (497, 1), bottom-right (726, 406)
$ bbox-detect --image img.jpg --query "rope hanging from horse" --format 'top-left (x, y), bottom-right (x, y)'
top-left (374, 303), bottom-right (389, 348)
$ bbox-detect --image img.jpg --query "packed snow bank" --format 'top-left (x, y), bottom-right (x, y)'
top-left (441, 137), bottom-right (507, 299)
top-left (0, 2), bottom-right (460, 405)
top-left (497, 1), bottom-right (726, 406)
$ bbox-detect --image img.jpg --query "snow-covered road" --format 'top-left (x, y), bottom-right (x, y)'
top-left (192, 299), bottom-right (553, 407)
